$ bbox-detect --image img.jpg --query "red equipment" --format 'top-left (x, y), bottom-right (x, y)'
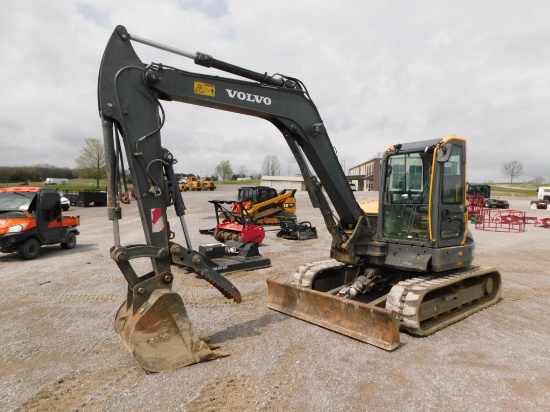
top-left (207, 200), bottom-right (265, 244)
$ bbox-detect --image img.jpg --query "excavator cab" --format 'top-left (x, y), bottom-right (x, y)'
top-left (380, 138), bottom-right (468, 249)
top-left (381, 150), bottom-right (432, 241)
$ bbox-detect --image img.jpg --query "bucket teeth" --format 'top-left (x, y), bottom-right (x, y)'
top-left (198, 266), bottom-right (242, 303)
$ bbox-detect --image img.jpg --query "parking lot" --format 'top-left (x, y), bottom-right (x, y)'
top-left (1, 186), bottom-right (550, 411)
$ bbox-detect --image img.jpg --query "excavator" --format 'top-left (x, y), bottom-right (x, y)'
top-left (98, 26), bottom-right (501, 372)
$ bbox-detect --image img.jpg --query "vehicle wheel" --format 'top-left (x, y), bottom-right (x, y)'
top-left (17, 238), bottom-right (41, 260)
top-left (62, 205), bottom-right (69, 211)
top-left (61, 232), bottom-right (77, 249)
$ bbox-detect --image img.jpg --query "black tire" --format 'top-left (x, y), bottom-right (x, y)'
top-left (62, 205), bottom-right (69, 211)
top-left (17, 238), bottom-right (41, 260)
top-left (61, 232), bottom-right (77, 249)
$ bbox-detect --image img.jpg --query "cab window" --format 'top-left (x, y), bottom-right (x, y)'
top-left (441, 147), bottom-right (463, 205)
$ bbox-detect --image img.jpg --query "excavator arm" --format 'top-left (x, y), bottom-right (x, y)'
top-left (98, 26), bottom-right (371, 263)
top-left (98, 25), bottom-right (377, 371)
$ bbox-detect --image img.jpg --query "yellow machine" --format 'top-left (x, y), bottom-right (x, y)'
top-left (200, 177), bottom-right (217, 191)
top-left (231, 186), bottom-right (296, 225)
top-left (183, 176), bottom-right (202, 191)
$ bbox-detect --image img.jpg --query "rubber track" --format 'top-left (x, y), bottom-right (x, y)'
top-left (290, 259), bottom-right (346, 288)
top-left (386, 266), bottom-right (501, 336)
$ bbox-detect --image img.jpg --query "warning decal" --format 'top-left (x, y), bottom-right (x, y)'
top-left (151, 208), bottom-right (165, 232)
top-left (194, 81), bottom-right (215, 97)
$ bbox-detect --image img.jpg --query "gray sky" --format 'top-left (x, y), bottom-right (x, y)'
top-left (1, 0), bottom-right (549, 183)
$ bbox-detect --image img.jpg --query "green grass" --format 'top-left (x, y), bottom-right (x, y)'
top-left (490, 185), bottom-right (539, 197)
top-left (0, 178), bottom-right (108, 191)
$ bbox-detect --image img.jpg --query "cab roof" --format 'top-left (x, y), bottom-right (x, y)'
top-left (0, 186), bottom-right (43, 193)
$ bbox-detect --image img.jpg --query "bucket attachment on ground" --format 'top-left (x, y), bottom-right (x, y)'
top-left (115, 288), bottom-right (228, 373)
top-left (276, 216), bottom-right (318, 240)
top-left (266, 278), bottom-right (400, 350)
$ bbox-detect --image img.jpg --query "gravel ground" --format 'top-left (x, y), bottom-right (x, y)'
top-left (1, 186), bottom-right (550, 412)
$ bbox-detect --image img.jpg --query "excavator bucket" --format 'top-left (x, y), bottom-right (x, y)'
top-left (266, 278), bottom-right (401, 351)
top-left (115, 289), bottom-right (228, 373)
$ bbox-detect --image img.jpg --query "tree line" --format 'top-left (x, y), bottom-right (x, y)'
top-left (1, 137), bottom-right (286, 186)
top-left (75, 138), bottom-right (284, 185)
top-left (3, 138), bottom-right (543, 187)
top-left (0, 165), bottom-right (75, 184)
top-left (215, 155), bottom-right (281, 182)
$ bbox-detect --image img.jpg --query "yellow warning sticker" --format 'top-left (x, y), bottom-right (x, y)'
top-left (194, 81), bottom-right (215, 97)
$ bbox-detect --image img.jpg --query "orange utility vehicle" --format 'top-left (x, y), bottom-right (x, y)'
top-left (0, 187), bottom-right (80, 259)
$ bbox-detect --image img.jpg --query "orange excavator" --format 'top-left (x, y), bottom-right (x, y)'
top-left (98, 26), bottom-right (501, 372)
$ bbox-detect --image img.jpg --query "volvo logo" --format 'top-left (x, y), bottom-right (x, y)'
top-left (226, 89), bottom-right (272, 105)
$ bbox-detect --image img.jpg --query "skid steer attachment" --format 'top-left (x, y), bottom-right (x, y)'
top-left (276, 216), bottom-right (318, 240)
top-left (266, 278), bottom-right (400, 350)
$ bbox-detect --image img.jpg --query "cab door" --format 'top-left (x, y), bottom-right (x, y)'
top-left (433, 140), bottom-right (467, 248)
top-left (38, 190), bottom-right (63, 243)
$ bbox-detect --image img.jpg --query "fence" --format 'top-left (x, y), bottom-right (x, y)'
top-left (475, 209), bottom-right (526, 233)
top-left (63, 189), bottom-right (107, 207)
top-left (467, 194), bottom-right (484, 222)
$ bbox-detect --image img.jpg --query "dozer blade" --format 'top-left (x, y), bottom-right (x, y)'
top-left (115, 289), bottom-right (228, 373)
top-left (266, 278), bottom-right (400, 351)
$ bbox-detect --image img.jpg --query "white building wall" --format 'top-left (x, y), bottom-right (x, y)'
top-left (260, 176), bottom-right (306, 191)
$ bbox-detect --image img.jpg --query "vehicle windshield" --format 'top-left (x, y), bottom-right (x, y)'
top-left (382, 151), bottom-right (432, 241)
top-left (0, 192), bottom-right (36, 213)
